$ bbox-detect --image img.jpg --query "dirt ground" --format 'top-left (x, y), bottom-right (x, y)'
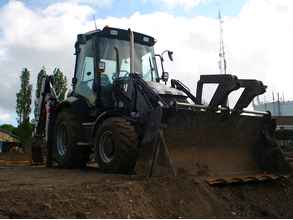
top-left (0, 165), bottom-right (291, 219)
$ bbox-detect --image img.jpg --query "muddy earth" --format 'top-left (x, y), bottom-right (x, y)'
top-left (0, 164), bottom-right (292, 219)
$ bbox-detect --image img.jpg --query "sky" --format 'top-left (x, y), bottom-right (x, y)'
top-left (0, 0), bottom-right (293, 126)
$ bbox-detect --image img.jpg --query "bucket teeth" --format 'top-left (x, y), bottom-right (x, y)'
top-left (207, 174), bottom-right (288, 185)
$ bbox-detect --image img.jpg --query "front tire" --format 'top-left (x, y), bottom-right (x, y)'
top-left (95, 117), bottom-right (139, 174)
top-left (52, 109), bottom-right (89, 168)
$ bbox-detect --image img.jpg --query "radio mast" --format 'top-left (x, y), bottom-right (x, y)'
top-left (218, 10), bottom-right (227, 75)
top-left (218, 10), bottom-right (229, 106)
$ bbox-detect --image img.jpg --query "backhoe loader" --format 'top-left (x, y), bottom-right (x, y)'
top-left (32, 27), bottom-right (290, 185)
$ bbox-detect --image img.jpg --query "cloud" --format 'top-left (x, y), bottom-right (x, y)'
top-left (0, 0), bottom-right (94, 124)
top-left (160, 0), bottom-right (207, 9)
top-left (1, 0), bottom-right (293, 125)
top-left (82, 0), bottom-right (293, 103)
top-left (64, 0), bottom-right (113, 8)
top-left (143, 0), bottom-right (208, 10)
top-left (0, 1), bottom-right (93, 50)
top-left (224, 0), bottom-right (293, 101)
top-left (0, 49), bottom-right (6, 61)
top-left (0, 110), bottom-right (12, 123)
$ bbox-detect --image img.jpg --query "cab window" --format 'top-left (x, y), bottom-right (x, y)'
top-left (75, 39), bottom-right (96, 105)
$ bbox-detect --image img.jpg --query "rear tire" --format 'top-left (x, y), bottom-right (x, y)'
top-left (52, 109), bottom-right (89, 168)
top-left (95, 117), bottom-right (138, 174)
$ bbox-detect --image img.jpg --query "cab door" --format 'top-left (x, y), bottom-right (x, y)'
top-left (75, 38), bottom-right (96, 106)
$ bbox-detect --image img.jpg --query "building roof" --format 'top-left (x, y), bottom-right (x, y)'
top-left (0, 129), bottom-right (19, 143)
top-left (254, 101), bottom-right (293, 116)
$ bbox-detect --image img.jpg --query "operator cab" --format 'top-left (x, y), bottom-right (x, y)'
top-left (72, 26), bottom-right (160, 108)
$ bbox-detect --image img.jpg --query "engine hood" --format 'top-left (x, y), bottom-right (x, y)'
top-left (146, 81), bottom-right (186, 97)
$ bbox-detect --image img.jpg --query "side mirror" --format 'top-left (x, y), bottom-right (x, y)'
top-left (167, 51), bottom-right (174, 61)
top-left (98, 61), bottom-right (105, 73)
top-left (162, 72), bottom-right (169, 83)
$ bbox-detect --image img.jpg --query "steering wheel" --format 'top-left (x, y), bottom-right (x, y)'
top-left (112, 70), bottom-right (130, 81)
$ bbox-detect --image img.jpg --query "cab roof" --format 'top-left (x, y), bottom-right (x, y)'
top-left (76, 26), bottom-right (156, 47)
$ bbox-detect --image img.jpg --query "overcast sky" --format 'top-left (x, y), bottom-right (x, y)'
top-left (0, 0), bottom-right (293, 125)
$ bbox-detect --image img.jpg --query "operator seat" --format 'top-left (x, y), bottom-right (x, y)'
top-left (100, 74), bottom-right (114, 108)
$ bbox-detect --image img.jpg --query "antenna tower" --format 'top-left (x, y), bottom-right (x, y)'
top-left (218, 10), bottom-right (227, 75)
top-left (93, 15), bottom-right (97, 30)
top-left (218, 10), bottom-right (229, 106)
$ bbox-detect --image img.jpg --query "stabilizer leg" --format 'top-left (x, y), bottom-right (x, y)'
top-left (147, 130), bottom-right (177, 178)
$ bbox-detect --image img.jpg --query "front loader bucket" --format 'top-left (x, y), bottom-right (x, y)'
top-left (138, 107), bottom-right (290, 184)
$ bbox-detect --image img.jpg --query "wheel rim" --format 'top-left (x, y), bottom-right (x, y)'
top-left (56, 124), bottom-right (68, 157)
top-left (99, 130), bottom-right (115, 163)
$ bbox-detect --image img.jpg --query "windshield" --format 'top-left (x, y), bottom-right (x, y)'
top-left (99, 38), bottom-right (159, 82)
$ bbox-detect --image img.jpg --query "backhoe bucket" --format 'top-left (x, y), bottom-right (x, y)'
top-left (138, 107), bottom-right (290, 184)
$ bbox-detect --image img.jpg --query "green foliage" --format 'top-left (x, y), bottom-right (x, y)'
top-left (0, 124), bottom-right (17, 135)
top-left (53, 68), bottom-right (67, 101)
top-left (16, 68), bottom-right (33, 148)
top-left (16, 68), bottom-right (32, 125)
top-left (15, 121), bottom-right (33, 150)
top-left (35, 67), bottom-right (47, 99)
top-left (34, 67), bottom-right (47, 119)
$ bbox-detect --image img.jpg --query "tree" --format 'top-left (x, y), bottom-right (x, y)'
top-left (34, 67), bottom-right (47, 119)
top-left (35, 67), bottom-right (47, 100)
top-left (16, 68), bottom-right (32, 125)
top-left (0, 124), bottom-right (17, 135)
top-left (52, 68), bottom-right (67, 101)
top-left (15, 122), bottom-right (33, 147)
